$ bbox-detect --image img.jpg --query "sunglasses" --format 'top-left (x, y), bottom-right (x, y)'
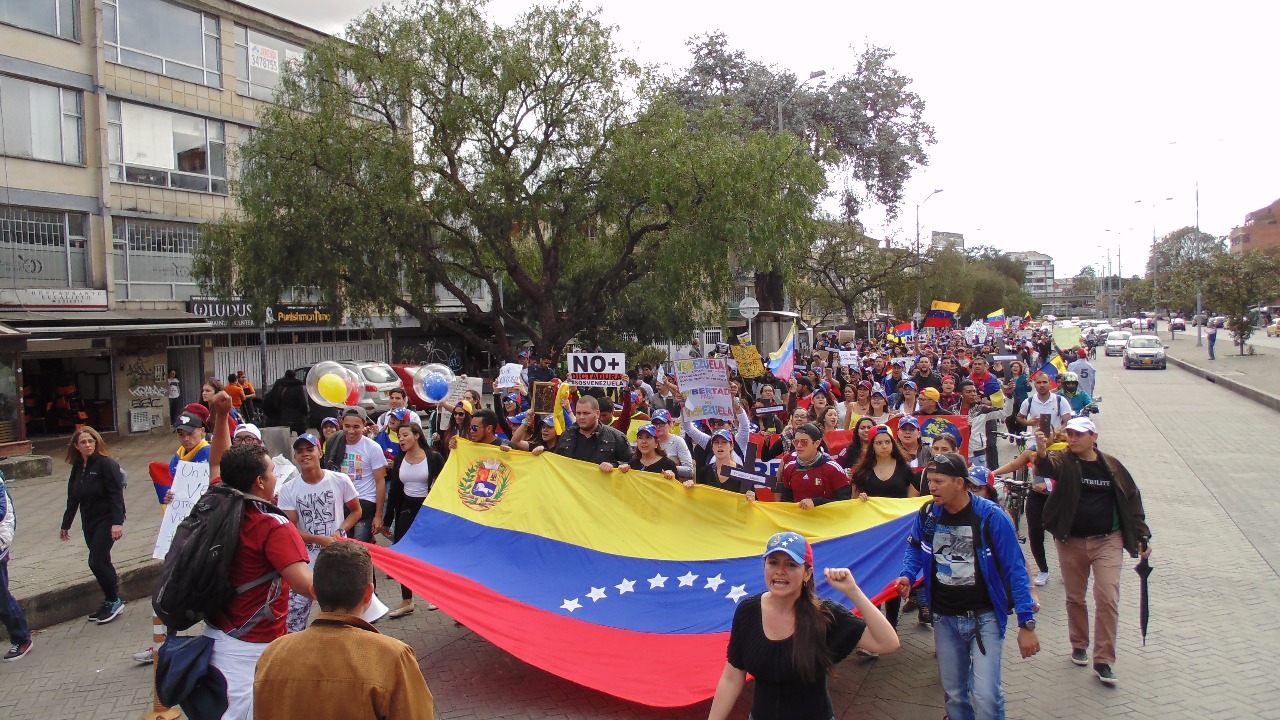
top-left (793, 438), bottom-right (813, 447)
top-left (467, 425), bottom-right (483, 434)
top-left (453, 411), bottom-right (467, 417)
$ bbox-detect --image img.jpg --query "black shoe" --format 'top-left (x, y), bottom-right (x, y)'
top-left (1071, 649), bottom-right (1089, 666)
top-left (1093, 663), bottom-right (1117, 685)
top-left (87, 602), bottom-right (110, 622)
top-left (97, 599), bottom-right (124, 625)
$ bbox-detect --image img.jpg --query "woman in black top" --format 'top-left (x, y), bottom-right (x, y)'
top-left (848, 425), bottom-right (918, 629)
top-left (60, 427), bottom-right (127, 625)
top-left (708, 532), bottom-right (899, 720)
top-left (697, 429), bottom-right (755, 500)
top-left (630, 424), bottom-right (679, 481)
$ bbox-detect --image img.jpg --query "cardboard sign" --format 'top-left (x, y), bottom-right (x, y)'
top-left (755, 404), bottom-right (787, 415)
top-left (568, 353), bottom-right (628, 388)
top-left (495, 362), bottom-right (524, 389)
top-left (730, 345), bottom-right (766, 378)
top-left (838, 351), bottom-right (857, 367)
top-left (675, 358), bottom-right (733, 421)
top-left (152, 461), bottom-right (210, 560)
top-left (439, 376), bottom-right (483, 409)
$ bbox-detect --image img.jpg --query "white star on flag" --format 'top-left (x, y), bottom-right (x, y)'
top-left (648, 574), bottom-right (668, 589)
top-left (615, 578), bottom-right (636, 594)
top-left (561, 598), bottom-right (582, 612)
top-left (587, 587), bottom-right (607, 602)
top-left (726, 585), bottom-right (748, 603)
top-left (678, 572), bottom-right (698, 587)
top-left (705, 574), bottom-right (725, 591)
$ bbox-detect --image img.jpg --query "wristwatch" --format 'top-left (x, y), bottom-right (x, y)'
top-left (1019, 620), bottom-right (1036, 631)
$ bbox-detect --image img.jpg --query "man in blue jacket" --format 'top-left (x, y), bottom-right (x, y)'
top-left (896, 452), bottom-right (1040, 720)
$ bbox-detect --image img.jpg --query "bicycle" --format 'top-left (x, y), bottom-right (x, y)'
top-left (994, 430), bottom-right (1034, 543)
top-left (1080, 395), bottom-right (1102, 417)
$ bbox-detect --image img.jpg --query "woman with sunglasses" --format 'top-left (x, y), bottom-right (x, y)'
top-left (779, 424), bottom-right (852, 510)
top-left (836, 416), bottom-right (877, 471)
top-left (435, 400), bottom-right (472, 460)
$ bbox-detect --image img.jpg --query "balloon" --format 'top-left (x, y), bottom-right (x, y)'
top-left (306, 361), bottom-right (352, 408)
top-left (415, 363), bottom-right (456, 404)
top-left (344, 367), bottom-right (362, 408)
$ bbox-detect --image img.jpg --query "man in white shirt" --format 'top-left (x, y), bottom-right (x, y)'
top-left (1016, 373), bottom-right (1074, 431)
top-left (377, 389), bottom-right (422, 432)
top-left (324, 409), bottom-right (388, 543)
top-left (278, 433), bottom-right (361, 632)
top-left (1066, 349), bottom-right (1097, 398)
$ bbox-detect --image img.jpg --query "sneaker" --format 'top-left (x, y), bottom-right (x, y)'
top-left (3, 639), bottom-right (33, 662)
top-left (424, 602), bottom-right (438, 611)
top-left (856, 647), bottom-right (879, 659)
top-left (132, 647), bottom-right (155, 664)
top-left (386, 601), bottom-right (415, 619)
top-left (1034, 571), bottom-right (1050, 587)
top-left (1093, 663), bottom-right (1117, 685)
top-left (97, 599), bottom-right (125, 625)
top-left (1071, 649), bottom-right (1089, 666)
top-left (87, 602), bottom-right (108, 622)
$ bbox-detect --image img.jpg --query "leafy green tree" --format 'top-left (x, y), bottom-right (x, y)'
top-left (194, 0), bottom-right (823, 361)
top-left (1119, 277), bottom-right (1153, 316)
top-left (1073, 265), bottom-right (1099, 296)
top-left (1203, 250), bottom-right (1280, 354)
top-left (670, 33), bottom-right (935, 310)
top-left (1146, 227), bottom-right (1225, 314)
top-left (793, 219), bottom-right (920, 326)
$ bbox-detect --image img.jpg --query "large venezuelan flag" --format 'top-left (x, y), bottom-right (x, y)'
top-left (366, 441), bottom-right (926, 708)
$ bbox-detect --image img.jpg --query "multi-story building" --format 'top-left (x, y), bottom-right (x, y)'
top-left (0, 0), bottom-right (473, 447)
top-left (1228, 197), bottom-right (1280, 254)
top-left (930, 230), bottom-right (964, 251)
top-left (1007, 251), bottom-right (1055, 299)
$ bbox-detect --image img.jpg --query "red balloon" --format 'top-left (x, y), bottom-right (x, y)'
top-left (345, 388), bottom-right (360, 407)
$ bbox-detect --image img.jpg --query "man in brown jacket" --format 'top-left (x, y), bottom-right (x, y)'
top-left (1035, 416), bottom-right (1152, 688)
top-left (254, 542), bottom-right (434, 719)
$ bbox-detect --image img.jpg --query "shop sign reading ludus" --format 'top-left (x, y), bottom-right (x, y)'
top-left (187, 299), bottom-right (336, 327)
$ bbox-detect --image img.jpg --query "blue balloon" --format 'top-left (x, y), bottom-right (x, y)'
top-left (417, 363), bottom-right (456, 404)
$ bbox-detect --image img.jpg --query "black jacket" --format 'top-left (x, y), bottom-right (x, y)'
top-left (552, 423), bottom-right (631, 466)
top-left (1036, 448), bottom-right (1152, 556)
top-left (63, 453), bottom-right (127, 530)
top-left (264, 376), bottom-right (309, 426)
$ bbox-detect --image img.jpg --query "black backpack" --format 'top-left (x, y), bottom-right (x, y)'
top-left (152, 484), bottom-right (284, 634)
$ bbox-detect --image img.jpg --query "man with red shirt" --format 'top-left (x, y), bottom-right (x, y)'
top-left (203, 392), bottom-right (313, 720)
top-left (779, 424), bottom-right (852, 509)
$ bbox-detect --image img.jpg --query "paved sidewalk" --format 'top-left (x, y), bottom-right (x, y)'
top-left (1161, 328), bottom-right (1280, 411)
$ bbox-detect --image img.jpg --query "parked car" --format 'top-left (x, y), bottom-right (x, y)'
top-left (1170, 317), bottom-right (1186, 331)
top-left (1267, 321), bottom-right (1280, 338)
top-left (295, 360), bottom-right (403, 422)
top-left (1123, 335), bottom-right (1167, 370)
top-left (392, 363), bottom-right (432, 410)
top-left (1104, 331), bottom-right (1132, 356)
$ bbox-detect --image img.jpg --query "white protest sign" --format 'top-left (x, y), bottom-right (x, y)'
top-left (152, 461), bottom-right (211, 560)
top-left (568, 353), bottom-right (628, 388)
top-left (838, 351), bottom-right (858, 367)
top-left (495, 362), bottom-right (524, 389)
top-left (675, 357), bottom-right (733, 421)
top-left (439, 376), bottom-right (483, 409)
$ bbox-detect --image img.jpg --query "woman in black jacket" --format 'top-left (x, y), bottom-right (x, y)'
top-left (60, 427), bottom-right (127, 624)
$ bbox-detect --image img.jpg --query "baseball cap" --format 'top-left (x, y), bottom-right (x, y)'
top-left (454, 400), bottom-right (473, 414)
top-left (234, 423), bottom-right (262, 441)
top-left (898, 416), bottom-right (921, 430)
top-left (541, 414), bottom-right (556, 428)
top-left (182, 403), bottom-right (210, 423)
top-left (635, 423), bottom-right (657, 438)
top-left (1065, 416), bottom-right (1097, 434)
top-left (763, 531), bottom-right (813, 566)
top-left (1077, 348), bottom-right (1088, 357)
top-left (503, 393), bottom-right (521, 404)
top-left (900, 380), bottom-right (918, 392)
top-left (651, 408), bottom-right (671, 425)
top-left (293, 432), bottom-right (321, 449)
top-left (710, 428), bottom-right (734, 444)
top-left (174, 413), bottom-right (203, 433)
top-left (921, 387), bottom-right (941, 401)
top-left (926, 452), bottom-right (969, 479)
top-left (870, 424), bottom-right (893, 440)
top-left (320, 416), bottom-right (340, 428)
top-left (968, 465), bottom-right (995, 488)
top-left (387, 408), bottom-right (408, 421)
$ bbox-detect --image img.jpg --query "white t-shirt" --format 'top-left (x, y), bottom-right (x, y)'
top-left (338, 436), bottom-right (389, 502)
top-left (1019, 393), bottom-right (1071, 430)
top-left (398, 455), bottom-right (432, 498)
top-left (277, 470), bottom-right (358, 558)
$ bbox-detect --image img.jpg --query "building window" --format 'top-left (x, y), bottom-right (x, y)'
top-left (233, 24), bottom-right (305, 101)
top-left (107, 99), bottom-right (227, 194)
top-left (0, 0), bottom-right (78, 40)
top-left (0, 206), bottom-right (88, 288)
top-left (112, 217), bottom-right (200, 300)
top-left (703, 329), bottom-right (722, 348)
top-left (103, 0), bottom-right (221, 88)
top-left (0, 76), bottom-right (83, 164)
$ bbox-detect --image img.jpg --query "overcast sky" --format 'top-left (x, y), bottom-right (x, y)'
top-left (254, 0), bottom-right (1279, 281)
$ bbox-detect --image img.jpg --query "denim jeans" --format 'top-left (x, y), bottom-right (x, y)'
top-left (934, 611), bottom-right (1006, 720)
top-left (0, 557), bottom-right (31, 645)
top-left (350, 499), bottom-right (377, 542)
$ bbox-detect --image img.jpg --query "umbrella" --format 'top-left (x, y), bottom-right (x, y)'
top-left (1134, 557), bottom-right (1153, 645)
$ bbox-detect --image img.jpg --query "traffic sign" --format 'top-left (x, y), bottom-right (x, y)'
top-left (737, 297), bottom-right (760, 320)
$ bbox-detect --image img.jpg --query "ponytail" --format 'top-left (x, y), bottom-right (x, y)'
top-left (790, 569), bottom-right (834, 685)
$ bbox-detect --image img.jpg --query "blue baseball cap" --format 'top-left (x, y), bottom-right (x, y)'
top-left (320, 416), bottom-right (339, 428)
top-left (899, 416), bottom-right (921, 430)
top-left (710, 428), bottom-right (734, 444)
top-left (968, 465), bottom-right (995, 489)
top-left (293, 432), bottom-right (321, 449)
top-left (504, 393), bottom-right (521, 404)
top-left (388, 408), bottom-right (408, 421)
top-left (636, 423), bottom-right (658, 438)
top-left (651, 408), bottom-right (671, 424)
top-left (763, 531), bottom-right (813, 565)
top-left (541, 414), bottom-right (556, 428)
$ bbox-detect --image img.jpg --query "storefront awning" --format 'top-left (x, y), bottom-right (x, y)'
top-left (0, 309), bottom-right (212, 338)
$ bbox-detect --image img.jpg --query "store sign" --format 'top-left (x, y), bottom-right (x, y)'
top-left (0, 288), bottom-right (108, 309)
top-left (249, 42), bottom-right (280, 73)
top-left (187, 298), bottom-right (255, 322)
top-left (270, 305), bottom-right (334, 326)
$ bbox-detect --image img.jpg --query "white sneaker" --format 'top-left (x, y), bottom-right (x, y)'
top-left (132, 647), bottom-right (154, 664)
top-left (1034, 571), bottom-right (1050, 587)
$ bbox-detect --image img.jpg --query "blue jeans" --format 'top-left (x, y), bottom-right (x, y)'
top-left (934, 611), bottom-right (1005, 720)
top-left (0, 557), bottom-right (31, 645)
top-left (350, 499), bottom-right (377, 542)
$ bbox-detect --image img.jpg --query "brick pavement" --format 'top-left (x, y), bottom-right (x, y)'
top-left (3, 358), bottom-right (1280, 719)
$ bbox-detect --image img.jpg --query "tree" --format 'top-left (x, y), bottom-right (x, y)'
top-left (794, 219), bottom-right (920, 326)
top-left (194, 0), bottom-right (823, 362)
top-left (1203, 250), bottom-right (1280, 354)
top-left (1119, 277), bottom-right (1153, 316)
top-left (1072, 265), bottom-right (1098, 296)
top-left (670, 33), bottom-right (935, 311)
top-left (1146, 227), bottom-right (1226, 315)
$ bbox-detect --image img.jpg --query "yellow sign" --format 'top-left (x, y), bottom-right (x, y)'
top-left (730, 344), bottom-right (765, 378)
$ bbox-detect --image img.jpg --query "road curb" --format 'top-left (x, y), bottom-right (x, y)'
top-left (3, 561), bottom-right (160, 640)
top-left (1167, 355), bottom-right (1280, 414)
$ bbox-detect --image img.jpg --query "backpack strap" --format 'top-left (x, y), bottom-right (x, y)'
top-left (234, 570), bottom-right (280, 595)
top-left (226, 572), bottom-right (283, 640)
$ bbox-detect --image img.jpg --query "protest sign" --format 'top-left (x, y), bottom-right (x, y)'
top-left (568, 353), bottom-right (628, 388)
top-left (838, 350), bottom-right (857, 367)
top-left (439, 375), bottom-right (483, 409)
top-left (1052, 326), bottom-right (1082, 351)
top-left (495, 362), bottom-right (524, 389)
top-left (675, 357), bottom-right (733, 421)
top-left (730, 345), bottom-right (765, 378)
top-left (152, 461), bottom-right (210, 560)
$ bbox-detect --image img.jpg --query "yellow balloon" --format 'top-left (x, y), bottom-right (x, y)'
top-left (317, 373), bottom-right (348, 404)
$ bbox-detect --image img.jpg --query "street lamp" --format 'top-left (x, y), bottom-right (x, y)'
top-left (915, 188), bottom-right (944, 323)
top-left (777, 70), bottom-right (827, 133)
top-left (1135, 197), bottom-right (1174, 334)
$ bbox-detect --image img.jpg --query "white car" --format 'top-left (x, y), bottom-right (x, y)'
top-left (1104, 331), bottom-right (1132, 356)
top-left (1123, 335), bottom-right (1167, 370)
